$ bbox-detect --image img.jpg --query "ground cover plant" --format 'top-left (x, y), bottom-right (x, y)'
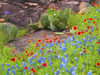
top-left (0, 2), bottom-right (100, 75)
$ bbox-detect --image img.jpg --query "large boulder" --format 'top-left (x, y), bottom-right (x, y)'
top-left (78, 2), bottom-right (92, 13)
top-left (0, 3), bottom-right (43, 29)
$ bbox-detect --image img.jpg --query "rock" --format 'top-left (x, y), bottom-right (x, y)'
top-left (0, 3), bottom-right (43, 29)
top-left (78, 2), bottom-right (92, 13)
top-left (25, 2), bottom-right (38, 7)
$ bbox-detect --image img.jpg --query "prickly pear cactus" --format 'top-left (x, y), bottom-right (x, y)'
top-left (40, 14), bottom-right (50, 28)
top-left (58, 22), bottom-right (66, 31)
top-left (10, 25), bottom-right (18, 40)
top-left (52, 19), bottom-right (59, 27)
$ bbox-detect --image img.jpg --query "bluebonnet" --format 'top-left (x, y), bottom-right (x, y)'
top-left (90, 28), bottom-right (93, 32)
top-left (95, 9), bottom-right (97, 11)
top-left (12, 69), bottom-right (15, 74)
top-left (22, 62), bottom-right (26, 67)
top-left (37, 58), bottom-right (41, 64)
top-left (7, 64), bottom-right (10, 66)
top-left (9, 71), bottom-right (11, 75)
top-left (88, 11), bottom-right (90, 14)
top-left (11, 66), bottom-right (14, 69)
top-left (54, 55), bottom-right (57, 59)
top-left (82, 65), bottom-right (84, 72)
top-left (60, 63), bottom-right (63, 69)
top-left (49, 62), bottom-right (52, 66)
top-left (52, 42), bottom-right (54, 46)
top-left (73, 50), bottom-right (75, 53)
top-left (39, 49), bottom-right (42, 53)
top-left (72, 71), bottom-right (75, 75)
top-left (32, 61), bottom-right (35, 65)
top-left (56, 69), bottom-right (60, 75)
top-left (5, 11), bottom-right (9, 15)
top-left (62, 46), bottom-right (66, 52)
top-left (70, 66), bottom-right (74, 75)
top-left (27, 67), bottom-right (30, 70)
top-left (2, 63), bottom-right (4, 68)
top-left (63, 64), bottom-right (66, 68)
top-left (90, 25), bottom-right (93, 28)
top-left (87, 70), bottom-right (92, 75)
top-left (58, 55), bottom-right (60, 59)
top-left (94, 15), bottom-right (96, 18)
top-left (64, 53), bottom-right (67, 58)
top-left (98, 10), bottom-right (100, 13)
top-left (50, 49), bottom-right (53, 52)
top-left (45, 73), bottom-right (48, 75)
top-left (49, 44), bottom-right (51, 48)
top-left (15, 65), bottom-right (18, 68)
top-left (88, 21), bottom-right (90, 23)
top-left (7, 68), bottom-right (10, 73)
top-left (61, 56), bottom-right (65, 62)
top-left (65, 68), bottom-right (69, 73)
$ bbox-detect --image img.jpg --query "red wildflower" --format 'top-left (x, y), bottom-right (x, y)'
top-left (76, 12), bottom-right (78, 14)
top-left (90, 18), bottom-right (92, 20)
top-left (93, 21), bottom-right (96, 24)
top-left (96, 4), bottom-right (99, 7)
top-left (81, 13), bottom-right (84, 15)
top-left (25, 51), bottom-right (28, 53)
top-left (84, 19), bottom-right (86, 22)
top-left (66, 33), bottom-right (69, 36)
top-left (37, 67), bottom-right (39, 69)
top-left (89, 32), bottom-right (91, 34)
top-left (96, 42), bottom-right (100, 44)
top-left (11, 58), bottom-right (15, 62)
top-left (30, 52), bottom-right (34, 55)
top-left (42, 63), bottom-right (47, 67)
top-left (86, 29), bottom-right (88, 32)
top-left (73, 26), bottom-right (77, 30)
top-left (48, 50), bottom-right (50, 53)
top-left (74, 32), bottom-right (77, 34)
top-left (42, 54), bottom-right (44, 56)
top-left (57, 40), bottom-right (60, 43)
top-left (87, 18), bottom-right (90, 20)
top-left (83, 48), bottom-right (85, 49)
top-left (96, 27), bottom-right (99, 30)
top-left (96, 63), bottom-right (100, 66)
top-left (49, 39), bottom-right (52, 43)
top-left (54, 34), bottom-right (57, 37)
top-left (83, 50), bottom-right (87, 53)
top-left (33, 69), bottom-right (36, 73)
top-left (87, 26), bottom-right (90, 29)
top-left (35, 55), bottom-right (38, 57)
top-left (28, 35), bottom-right (31, 38)
top-left (14, 55), bottom-right (16, 57)
top-left (44, 35), bottom-right (46, 37)
top-left (54, 52), bottom-right (57, 54)
top-left (81, 31), bottom-right (84, 34)
top-left (18, 57), bottom-right (20, 60)
top-left (41, 48), bottom-right (44, 50)
top-left (24, 66), bottom-right (28, 70)
top-left (93, 2), bottom-right (96, 5)
top-left (37, 39), bottom-right (41, 42)
top-left (77, 32), bottom-right (81, 35)
top-left (28, 40), bottom-right (31, 43)
top-left (30, 68), bottom-right (35, 71)
top-left (27, 54), bottom-right (30, 57)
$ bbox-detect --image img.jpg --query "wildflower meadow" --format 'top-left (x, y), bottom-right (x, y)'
top-left (0, 2), bottom-right (100, 75)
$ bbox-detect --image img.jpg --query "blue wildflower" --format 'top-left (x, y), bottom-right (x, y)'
top-left (94, 15), bottom-right (96, 18)
top-left (65, 68), bottom-right (69, 73)
top-left (98, 10), bottom-right (100, 13)
top-left (15, 65), bottom-right (18, 68)
top-left (7, 68), bottom-right (10, 73)
top-left (5, 11), bottom-right (9, 15)
top-left (70, 66), bottom-right (74, 75)
top-left (87, 70), bottom-right (92, 75)
top-left (12, 69), bottom-right (15, 74)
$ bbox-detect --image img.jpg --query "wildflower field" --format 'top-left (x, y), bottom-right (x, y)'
top-left (0, 2), bottom-right (100, 75)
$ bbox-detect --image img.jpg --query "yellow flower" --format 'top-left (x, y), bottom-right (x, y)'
top-left (0, 18), bottom-right (5, 23)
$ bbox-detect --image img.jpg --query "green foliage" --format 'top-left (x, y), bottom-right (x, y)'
top-left (30, 25), bottom-right (40, 30)
top-left (52, 19), bottom-right (59, 27)
top-left (10, 25), bottom-right (18, 40)
top-left (40, 14), bottom-right (50, 28)
top-left (58, 22), bottom-right (66, 31)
